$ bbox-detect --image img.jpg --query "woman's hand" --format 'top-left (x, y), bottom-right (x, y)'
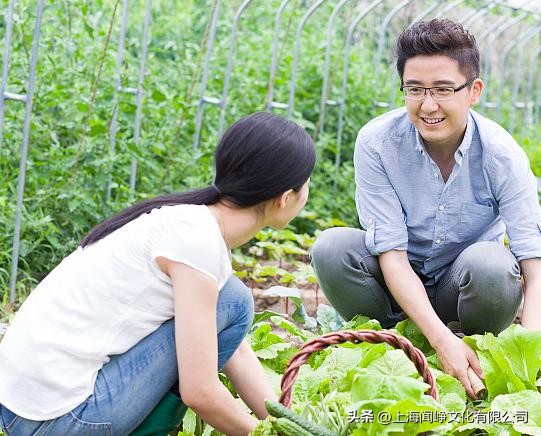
top-left (433, 333), bottom-right (484, 399)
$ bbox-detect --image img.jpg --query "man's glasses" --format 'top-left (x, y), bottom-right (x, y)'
top-left (400, 79), bottom-right (476, 101)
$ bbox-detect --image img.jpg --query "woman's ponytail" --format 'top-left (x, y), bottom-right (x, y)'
top-left (81, 111), bottom-right (315, 247)
top-left (80, 186), bottom-right (221, 247)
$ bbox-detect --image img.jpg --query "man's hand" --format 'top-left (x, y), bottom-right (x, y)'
top-left (379, 250), bottom-right (484, 399)
top-left (433, 334), bottom-right (484, 399)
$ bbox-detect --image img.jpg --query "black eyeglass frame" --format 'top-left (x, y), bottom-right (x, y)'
top-left (400, 78), bottom-right (477, 100)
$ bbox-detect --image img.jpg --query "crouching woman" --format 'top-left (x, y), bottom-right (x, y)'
top-left (0, 112), bottom-right (316, 435)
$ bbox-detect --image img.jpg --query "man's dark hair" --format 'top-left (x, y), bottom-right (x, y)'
top-left (396, 18), bottom-right (480, 81)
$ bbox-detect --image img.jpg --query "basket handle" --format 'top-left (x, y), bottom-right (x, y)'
top-left (278, 329), bottom-right (439, 407)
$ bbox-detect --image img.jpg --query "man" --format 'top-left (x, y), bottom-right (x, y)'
top-left (311, 18), bottom-right (541, 399)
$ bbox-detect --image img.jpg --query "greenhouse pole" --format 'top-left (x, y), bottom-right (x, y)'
top-left (461, 1), bottom-right (496, 29)
top-left (267, 0), bottom-right (293, 112)
top-left (106, 0), bottom-right (152, 198)
top-left (336, 0), bottom-right (385, 175)
top-left (373, 0), bottom-right (410, 100)
top-left (481, 10), bottom-right (531, 108)
top-left (316, 0), bottom-right (352, 139)
top-left (107, 0), bottom-right (130, 202)
top-left (496, 22), bottom-right (541, 123)
top-left (435, 0), bottom-right (466, 18)
top-left (287, 0), bottom-right (327, 120)
top-left (193, 0), bottom-right (221, 150)
top-left (0, 0), bottom-right (17, 157)
top-left (8, 0), bottom-right (46, 302)
top-left (509, 28), bottom-right (541, 133)
top-left (410, 0), bottom-right (443, 25)
top-left (129, 0), bottom-right (152, 194)
top-left (522, 44), bottom-right (541, 135)
top-left (218, 0), bottom-right (255, 138)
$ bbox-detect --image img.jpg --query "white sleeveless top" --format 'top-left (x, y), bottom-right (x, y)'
top-left (0, 204), bottom-right (232, 420)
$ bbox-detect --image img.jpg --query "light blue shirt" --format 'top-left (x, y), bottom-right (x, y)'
top-left (354, 107), bottom-right (541, 284)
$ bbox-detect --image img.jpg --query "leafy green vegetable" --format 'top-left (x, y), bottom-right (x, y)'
top-left (464, 324), bottom-right (541, 398)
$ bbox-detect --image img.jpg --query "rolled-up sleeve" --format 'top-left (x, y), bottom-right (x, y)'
top-left (354, 131), bottom-right (408, 255)
top-left (489, 142), bottom-right (541, 260)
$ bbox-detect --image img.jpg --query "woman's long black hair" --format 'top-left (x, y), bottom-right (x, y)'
top-left (80, 112), bottom-right (316, 247)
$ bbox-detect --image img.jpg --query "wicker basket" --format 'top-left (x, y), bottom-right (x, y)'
top-left (278, 329), bottom-right (439, 408)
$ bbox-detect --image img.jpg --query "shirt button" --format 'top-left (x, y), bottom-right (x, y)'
top-left (436, 239), bottom-right (441, 244)
top-left (434, 173), bottom-right (438, 178)
top-left (368, 219), bottom-right (373, 224)
top-left (438, 205), bottom-right (445, 211)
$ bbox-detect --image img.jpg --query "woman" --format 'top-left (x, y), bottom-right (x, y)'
top-left (0, 112), bottom-right (316, 435)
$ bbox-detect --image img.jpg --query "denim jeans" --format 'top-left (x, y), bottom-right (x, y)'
top-left (311, 227), bottom-right (522, 335)
top-left (0, 275), bottom-right (254, 435)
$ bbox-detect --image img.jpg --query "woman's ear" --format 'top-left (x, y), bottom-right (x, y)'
top-left (276, 189), bottom-right (294, 209)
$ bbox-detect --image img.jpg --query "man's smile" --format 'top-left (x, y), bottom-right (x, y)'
top-left (421, 117), bottom-right (445, 125)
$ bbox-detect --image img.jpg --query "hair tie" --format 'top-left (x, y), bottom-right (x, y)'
top-left (211, 184), bottom-right (222, 195)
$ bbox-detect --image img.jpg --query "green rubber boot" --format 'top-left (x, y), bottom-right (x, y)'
top-left (130, 391), bottom-right (188, 436)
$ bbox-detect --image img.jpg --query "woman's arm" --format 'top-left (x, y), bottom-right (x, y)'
top-left (159, 257), bottom-right (258, 435)
top-left (222, 339), bottom-right (278, 419)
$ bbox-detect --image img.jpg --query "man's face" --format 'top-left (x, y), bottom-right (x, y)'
top-left (402, 55), bottom-right (483, 151)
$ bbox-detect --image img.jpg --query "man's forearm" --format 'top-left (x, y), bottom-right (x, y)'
top-left (520, 259), bottom-right (541, 330)
top-left (379, 250), bottom-right (453, 348)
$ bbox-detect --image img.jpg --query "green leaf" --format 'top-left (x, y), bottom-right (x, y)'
top-left (127, 141), bottom-right (145, 157)
top-left (439, 392), bottom-right (466, 412)
top-left (464, 325), bottom-right (541, 398)
top-left (233, 270), bottom-right (247, 279)
top-left (249, 323), bottom-right (295, 361)
top-left (316, 304), bottom-right (344, 332)
top-left (490, 390), bottom-right (541, 435)
top-left (262, 286), bottom-right (301, 299)
top-left (252, 310), bottom-right (284, 325)
top-left (181, 408), bottom-right (198, 433)
top-left (394, 318), bottom-right (434, 355)
top-left (341, 315), bottom-right (382, 331)
top-left (151, 89), bottom-right (167, 102)
top-left (365, 349), bottom-right (419, 378)
top-left (290, 301), bottom-right (317, 329)
top-left (269, 315), bottom-right (313, 341)
top-left (254, 342), bottom-right (292, 359)
top-left (262, 364), bottom-right (283, 397)
top-left (88, 122), bottom-right (107, 137)
top-left (364, 398), bottom-right (445, 435)
top-left (351, 372), bottom-right (429, 404)
top-left (496, 326), bottom-right (541, 387)
top-left (434, 371), bottom-right (467, 404)
top-left (281, 243), bottom-right (308, 255)
top-left (254, 265), bottom-right (281, 277)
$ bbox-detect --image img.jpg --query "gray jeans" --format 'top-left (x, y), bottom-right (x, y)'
top-left (311, 227), bottom-right (522, 335)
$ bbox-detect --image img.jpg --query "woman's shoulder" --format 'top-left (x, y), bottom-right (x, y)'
top-left (148, 204), bottom-right (224, 249)
top-left (150, 203), bottom-right (212, 222)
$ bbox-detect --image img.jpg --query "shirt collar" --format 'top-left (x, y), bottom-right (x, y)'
top-left (454, 113), bottom-right (474, 165)
top-left (414, 112), bottom-right (474, 165)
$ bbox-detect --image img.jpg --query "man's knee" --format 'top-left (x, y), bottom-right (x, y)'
top-left (457, 242), bottom-right (522, 334)
top-left (311, 227), bottom-right (366, 276)
top-left (459, 241), bottom-right (520, 285)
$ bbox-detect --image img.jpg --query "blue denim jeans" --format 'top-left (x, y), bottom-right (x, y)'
top-left (0, 276), bottom-right (254, 435)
